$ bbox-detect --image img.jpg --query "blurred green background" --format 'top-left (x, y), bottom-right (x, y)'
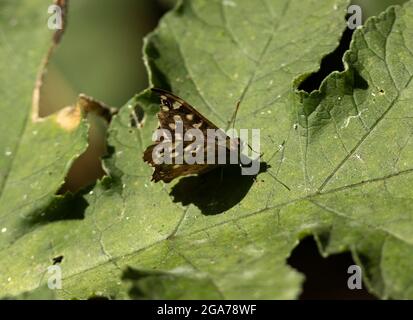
top-left (40, 0), bottom-right (175, 116)
top-left (353, 0), bottom-right (406, 18)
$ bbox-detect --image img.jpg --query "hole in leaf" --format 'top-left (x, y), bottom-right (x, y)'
top-left (298, 26), bottom-right (354, 93)
top-left (52, 255), bottom-right (64, 265)
top-left (25, 189), bottom-right (90, 226)
top-left (287, 236), bottom-right (376, 300)
top-left (130, 104), bottom-right (145, 128)
top-left (57, 113), bottom-right (108, 194)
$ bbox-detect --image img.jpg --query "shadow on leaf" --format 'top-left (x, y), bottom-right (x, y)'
top-left (170, 162), bottom-right (268, 215)
top-left (122, 267), bottom-right (165, 300)
top-left (121, 266), bottom-right (222, 300)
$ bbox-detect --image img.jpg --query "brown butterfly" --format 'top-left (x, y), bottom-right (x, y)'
top-left (143, 88), bottom-right (242, 183)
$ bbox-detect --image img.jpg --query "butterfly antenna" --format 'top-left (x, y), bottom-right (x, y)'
top-left (227, 100), bottom-right (263, 159)
top-left (226, 100), bottom-right (241, 131)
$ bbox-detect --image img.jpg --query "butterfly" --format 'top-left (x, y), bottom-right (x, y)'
top-left (143, 88), bottom-right (243, 183)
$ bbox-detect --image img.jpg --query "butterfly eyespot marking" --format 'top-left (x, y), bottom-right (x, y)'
top-left (193, 121), bottom-right (203, 129)
top-left (173, 101), bottom-right (182, 109)
top-left (184, 145), bottom-right (193, 152)
top-left (186, 114), bottom-right (194, 121)
top-left (185, 144), bottom-right (203, 154)
top-left (161, 98), bottom-right (172, 109)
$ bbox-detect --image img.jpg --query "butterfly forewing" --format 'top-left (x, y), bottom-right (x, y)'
top-left (153, 88), bottom-right (219, 132)
top-left (143, 88), bottom-right (238, 183)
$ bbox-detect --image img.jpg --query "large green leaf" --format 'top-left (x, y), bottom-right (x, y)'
top-left (2, 285), bottom-right (56, 300)
top-left (0, 1), bottom-right (88, 249)
top-left (2, 0), bottom-right (413, 300)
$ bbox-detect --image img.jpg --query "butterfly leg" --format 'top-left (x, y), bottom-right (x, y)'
top-left (267, 170), bottom-right (291, 191)
top-left (246, 143), bottom-right (264, 159)
top-left (225, 100), bottom-right (241, 131)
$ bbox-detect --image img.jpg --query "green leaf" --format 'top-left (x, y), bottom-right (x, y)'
top-left (2, 285), bottom-right (57, 300)
top-left (0, 0), bottom-right (348, 299)
top-left (0, 1), bottom-right (88, 248)
top-left (2, 0), bottom-right (413, 300)
top-left (121, 266), bottom-right (223, 299)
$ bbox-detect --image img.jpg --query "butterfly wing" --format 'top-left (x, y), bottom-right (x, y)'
top-left (151, 88), bottom-right (220, 132)
top-left (143, 144), bottom-right (215, 183)
top-left (144, 88), bottom-right (225, 183)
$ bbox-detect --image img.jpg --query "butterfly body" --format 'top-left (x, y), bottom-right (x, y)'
top-left (143, 88), bottom-right (241, 183)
